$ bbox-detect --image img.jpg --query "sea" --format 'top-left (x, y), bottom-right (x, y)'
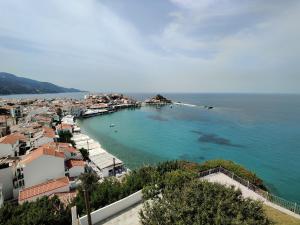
top-left (2, 92), bottom-right (300, 204)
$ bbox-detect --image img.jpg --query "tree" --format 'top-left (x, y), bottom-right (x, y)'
top-left (79, 148), bottom-right (89, 161)
top-left (58, 130), bottom-right (75, 146)
top-left (56, 107), bottom-right (63, 119)
top-left (140, 180), bottom-right (271, 225)
top-left (0, 196), bottom-right (71, 225)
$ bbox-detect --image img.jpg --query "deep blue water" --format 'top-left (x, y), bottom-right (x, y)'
top-left (78, 93), bottom-right (300, 204)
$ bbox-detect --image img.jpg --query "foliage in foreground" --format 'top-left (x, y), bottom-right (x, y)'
top-left (140, 179), bottom-right (272, 225)
top-left (0, 196), bottom-right (71, 225)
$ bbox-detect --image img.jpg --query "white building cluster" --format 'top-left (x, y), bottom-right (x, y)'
top-left (0, 96), bottom-right (129, 208)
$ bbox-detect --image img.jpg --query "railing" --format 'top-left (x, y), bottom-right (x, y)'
top-left (199, 166), bottom-right (300, 215)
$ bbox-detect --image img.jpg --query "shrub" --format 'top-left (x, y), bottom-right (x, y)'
top-left (140, 180), bottom-right (271, 225)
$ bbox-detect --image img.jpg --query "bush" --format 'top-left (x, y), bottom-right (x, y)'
top-left (140, 180), bottom-right (271, 225)
top-left (0, 196), bottom-right (71, 225)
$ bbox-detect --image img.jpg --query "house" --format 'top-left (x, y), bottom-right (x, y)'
top-left (89, 150), bottom-right (124, 177)
top-left (65, 159), bottom-right (85, 177)
top-left (61, 115), bottom-right (75, 125)
top-left (34, 127), bottom-right (57, 148)
top-left (18, 176), bottom-right (69, 204)
top-left (0, 115), bottom-right (15, 138)
top-left (42, 142), bottom-right (79, 160)
top-left (16, 146), bottom-right (65, 188)
top-left (56, 123), bottom-right (73, 134)
top-left (0, 133), bottom-right (26, 157)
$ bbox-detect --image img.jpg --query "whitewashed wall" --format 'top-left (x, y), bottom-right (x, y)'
top-left (79, 190), bottom-right (142, 225)
top-left (23, 155), bottom-right (65, 188)
top-left (0, 144), bottom-right (13, 157)
top-left (0, 166), bottom-right (13, 200)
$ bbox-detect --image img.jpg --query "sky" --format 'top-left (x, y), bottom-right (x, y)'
top-left (0, 0), bottom-right (299, 93)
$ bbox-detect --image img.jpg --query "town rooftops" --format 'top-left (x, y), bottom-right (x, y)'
top-left (20, 146), bottom-right (65, 165)
top-left (0, 133), bottom-right (26, 144)
top-left (42, 127), bottom-right (56, 138)
top-left (56, 123), bottom-right (73, 130)
top-left (42, 142), bottom-right (76, 153)
top-left (18, 177), bottom-right (69, 202)
top-left (66, 159), bottom-right (85, 168)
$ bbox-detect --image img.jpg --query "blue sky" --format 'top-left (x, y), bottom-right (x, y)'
top-left (0, 0), bottom-right (299, 93)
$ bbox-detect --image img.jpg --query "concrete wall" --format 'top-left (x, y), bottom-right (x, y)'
top-left (23, 155), bottom-right (65, 188)
top-left (79, 190), bottom-right (142, 225)
top-left (0, 166), bottom-right (13, 200)
top-left (0, 184), bottom-right (3, 208)
top-left (69, 166), bottom-right (84, 178)
top-left (0, 144), bottom-right (13, 157)
top-left (34, 136), bottom-right (53, 148)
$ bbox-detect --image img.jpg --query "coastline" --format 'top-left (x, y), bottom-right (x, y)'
top-left (73, 121), bottom-right (126, 178)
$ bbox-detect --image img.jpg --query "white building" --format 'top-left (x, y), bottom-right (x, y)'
top-left (66, 159), bottom-right (85, 177)
top-left (34, 127), bottom-right (57, 148)
top-left (89, 149), bottom-right (124, 177)
top-left (0, 133), bottom-right (25, 157)
top-left (61, 115), bottom-right (75, 125)
top-left (17, 146), bottom-right (65, 188)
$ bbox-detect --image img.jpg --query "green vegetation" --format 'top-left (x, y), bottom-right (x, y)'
top-left (198, 159), bottom-right (267, 190)
top-left (0, 196), bottom-right (71, 225)
top-left (0, 160), bottom-right (282, 224)
top-left (141, 179), bottom-right (271, 225)
top-left (58, 130), bottom-right (75, 146)
top-left (79, 147), bottom-right (89, 161)
top-left (73, 166), bottom-right (161, 215)
top-left (264, 205), bottom-right (300, 225)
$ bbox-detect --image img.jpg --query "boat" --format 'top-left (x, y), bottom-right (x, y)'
top-left (109, 124), bottom-right (115, 127)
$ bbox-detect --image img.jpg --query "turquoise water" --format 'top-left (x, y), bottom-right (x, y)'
top-left (77, 94), bottom-right (300, 203)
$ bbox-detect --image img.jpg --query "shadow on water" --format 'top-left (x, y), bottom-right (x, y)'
top-left (192, 130), bottom-right (244, 148)
top-left (148, 115), bottom-right (169, 122)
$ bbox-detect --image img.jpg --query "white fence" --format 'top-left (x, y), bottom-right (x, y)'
top-left (79, 190), bottom-right (142, 225)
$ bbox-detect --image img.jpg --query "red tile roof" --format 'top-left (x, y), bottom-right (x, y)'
top-left (21, 146), bottom-right (65, 165)
top-left (43, 127), bottom-right (56, 138)
top-left (66, 159), bottom-right (85, 168)
top-left (0, 133), bottom-right (26, 144)
top-left (48, 191), bottom-right (77, 206)
top-left (42, 142), bottom-right (76, 153)
top-left (56, 124), bottom-right (72, 130)
top-left (19, 177), bottom-right (69, 202)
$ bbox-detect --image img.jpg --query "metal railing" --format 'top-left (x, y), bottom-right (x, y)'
top-left (199, 166), bottom-right (300, 215)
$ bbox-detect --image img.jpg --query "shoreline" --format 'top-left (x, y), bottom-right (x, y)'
top-left (72, 122), bottom-right (126, 178)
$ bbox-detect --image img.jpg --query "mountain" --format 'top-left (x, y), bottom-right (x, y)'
top-left (0, 72), bottom-right (81, 95)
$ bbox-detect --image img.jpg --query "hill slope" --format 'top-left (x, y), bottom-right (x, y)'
top-left (0, 72), bottom-right (81, 95)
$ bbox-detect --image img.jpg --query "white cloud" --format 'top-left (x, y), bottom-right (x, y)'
top-left (0, 0), bottom-right (299, 93)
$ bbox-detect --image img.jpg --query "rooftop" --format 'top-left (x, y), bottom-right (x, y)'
top-left (0, 132), bottom-right (26, 144)
top-left (66, 159), bottom-right (85, 168)
top-left (20, 146), bottom-right (64, 165)
top-left (19, 176), bottom-right (69, 202)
